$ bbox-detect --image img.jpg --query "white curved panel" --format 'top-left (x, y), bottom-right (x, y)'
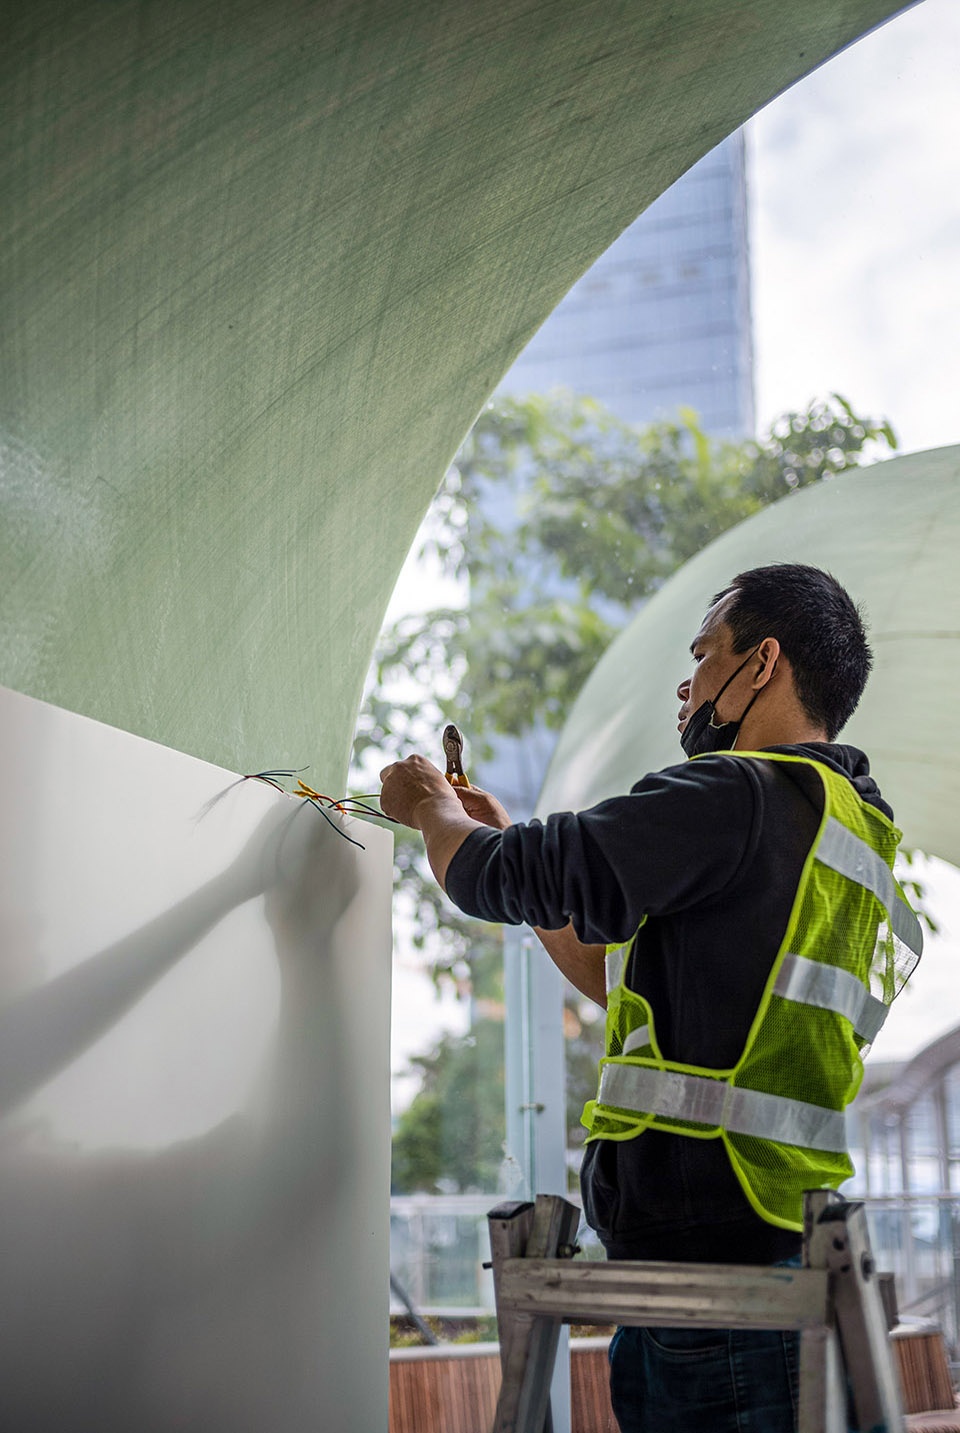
top-left (0, 684), bottom-right (392, 1431)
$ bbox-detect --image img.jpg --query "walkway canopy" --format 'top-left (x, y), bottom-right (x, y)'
top-left (0, 1), bottom-right (909, 788)
top-left (538, 445), bottom-right (960, 869)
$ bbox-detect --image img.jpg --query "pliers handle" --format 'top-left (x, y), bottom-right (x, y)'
top-left (442, 723), bottom-right (471, 788)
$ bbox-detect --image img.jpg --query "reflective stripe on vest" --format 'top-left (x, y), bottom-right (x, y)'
top-left (773, 952), bottom-right (888, 1044)
top-left (606, 945), bottom-right (628, 994)
top-left (817, 817), bottom-right (923, 956)
top-left (621, 1024), bottom-right (651, 1056)
top-left (597, 1064), bottom-right (848, 1153)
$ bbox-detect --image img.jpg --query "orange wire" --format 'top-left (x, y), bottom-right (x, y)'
top-left (294, 779), bottom-right (346, 813)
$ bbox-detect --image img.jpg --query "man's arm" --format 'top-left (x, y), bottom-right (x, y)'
top-left (530, 921), bottom-right (606, 1008)
top-left (380, 754), bottom-right (483, 885)
top-left (379, 756), bottom-right (607, 1006)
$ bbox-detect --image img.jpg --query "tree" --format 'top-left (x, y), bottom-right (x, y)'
top-left (357, 393), bottom-right (895, 762)
top-left (360, 392), bottom-right (897, 1192)
top-left (390, 1022), bottom-right (506, 1194)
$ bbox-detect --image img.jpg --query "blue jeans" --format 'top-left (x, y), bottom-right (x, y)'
top-left (608, 1322), bottom-right (800, 1433)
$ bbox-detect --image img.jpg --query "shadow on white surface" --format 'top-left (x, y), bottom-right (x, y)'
top-left (0, 686), bottom-right (392, 1431)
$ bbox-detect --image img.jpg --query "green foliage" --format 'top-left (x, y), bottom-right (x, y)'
top-left (391, 1019), bottom-right (506, 1194)
top-left (355, 392), bottom-right (895, 773)
top-left (511, 392), bottom-right (897, 608)
top-left (896, 848), bottom-right (939, 935)
top-left (360, 391), bottom-right (897, 1190)
top-left (389, 1316), bottom-right (499, 1348)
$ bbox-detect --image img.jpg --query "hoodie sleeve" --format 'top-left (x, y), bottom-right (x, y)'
top-left (444, 755), bottom-right (762, 945)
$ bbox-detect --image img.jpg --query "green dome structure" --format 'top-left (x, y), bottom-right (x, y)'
top-left (538, 445), bottom-right (960, 867)
top-left (0, 0), bottom-right (910, 788)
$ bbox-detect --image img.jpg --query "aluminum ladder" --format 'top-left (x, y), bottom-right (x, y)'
top-left (488, 1188), bottom-right (904, 1433)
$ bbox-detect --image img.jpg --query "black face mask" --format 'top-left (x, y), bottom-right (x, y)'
top-left (680, 648), bottom-right (762, 759)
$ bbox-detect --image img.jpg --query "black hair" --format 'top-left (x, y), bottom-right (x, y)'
top-left (710, 564), bottom-right (872, 741)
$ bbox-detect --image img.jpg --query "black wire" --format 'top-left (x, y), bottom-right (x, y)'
top-left (244, 771), bottom-right (392, 843)
top-left (304, 798), bottom-right (366, 850)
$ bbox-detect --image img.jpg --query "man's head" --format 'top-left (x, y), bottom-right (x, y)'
top-left (677, 564), bottom-right (872, 751)
top-left (682, 564), bottom-right (876, 756)
top-left (716, 564), bottom-right (872, 740)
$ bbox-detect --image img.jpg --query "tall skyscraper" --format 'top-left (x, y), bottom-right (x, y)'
top-left (495, 131), bottom-right (753, 438)
top-left (478, 130), bottom-right (754, 818)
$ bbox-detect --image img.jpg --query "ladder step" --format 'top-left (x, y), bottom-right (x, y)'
top-left (497, 1257), bottom-right (830, 1331)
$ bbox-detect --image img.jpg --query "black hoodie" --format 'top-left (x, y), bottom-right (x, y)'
top-left (445, 743), bottom-right (894, 1265)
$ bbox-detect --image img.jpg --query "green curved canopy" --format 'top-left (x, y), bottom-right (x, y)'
top-left (538, 445), bottom-right (960, 866)
top-left (1, 1), bottom-right (908, 788)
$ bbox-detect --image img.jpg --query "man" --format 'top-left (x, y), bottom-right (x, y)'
top-left (380, 563), bottom-right (921, 1433)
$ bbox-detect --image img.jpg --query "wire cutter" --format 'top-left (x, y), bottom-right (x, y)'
top-left (442, 724), bottom-right (471, 788)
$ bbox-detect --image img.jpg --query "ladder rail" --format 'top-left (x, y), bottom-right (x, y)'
top-left (805, 1189), bottom-right (905, 1433)
top-left (489, 1198), bottom-right (579, 1433)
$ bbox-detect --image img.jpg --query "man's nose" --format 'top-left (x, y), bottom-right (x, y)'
top-left (677, 678), bottom-right (691, 701)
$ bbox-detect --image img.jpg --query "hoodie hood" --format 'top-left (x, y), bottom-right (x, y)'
top-left (764, 742), bottom-right (894, 822)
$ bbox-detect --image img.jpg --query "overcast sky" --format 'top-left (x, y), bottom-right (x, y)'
top-left (750, 0), bottom-right (959, 457)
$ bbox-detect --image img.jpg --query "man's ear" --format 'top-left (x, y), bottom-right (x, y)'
top-left (754, 637), bottom-right (781, 688)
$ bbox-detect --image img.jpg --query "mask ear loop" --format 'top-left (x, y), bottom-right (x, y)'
top-left (729, 653), bottom-right (777, 751)
top-left (710, 644), bottom-right (762, 712)
top-left (730, 687), bottom-right (762, 750)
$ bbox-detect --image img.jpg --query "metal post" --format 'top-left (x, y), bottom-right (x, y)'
top-left (935, 1082), bottom-right (950, 1196)
top-left (503, 926), bottom-right (571, 1432)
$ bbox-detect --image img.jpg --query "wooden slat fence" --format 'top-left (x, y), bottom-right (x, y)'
top-left (391, 1326), bottom-right (958, 1433)
top-left (389, 1339), bottom-right (615, 1433)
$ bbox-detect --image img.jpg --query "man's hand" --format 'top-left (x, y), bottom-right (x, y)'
top-left (379, 754), bottom-right (460, 830)
top-left (380, 754), bottom-right (484, 889)
top-left (451, 784), bottom-right (512, 831)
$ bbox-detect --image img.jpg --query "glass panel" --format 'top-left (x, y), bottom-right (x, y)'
top-left (904, 1093), bottom-right (942, 1195)
top-left (865, 1110), bottom-right (903, 1196)
top-left (388, 885), bottom-right (506, 1326)
top-left (946, 1065), bottom-right (960, 1158)
top-left (390, 1195), bottom-right (496, 1318)
top-left (863, 1196), bottom-right (960, 1356)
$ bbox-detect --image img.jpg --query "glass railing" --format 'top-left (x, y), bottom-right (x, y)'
top-left (390, 1189), bottom-right (960, 1368)
top-left (860, 1194), bottom-right (960, 1368)
top-left (390, 1194), bottom-right (498, 1317)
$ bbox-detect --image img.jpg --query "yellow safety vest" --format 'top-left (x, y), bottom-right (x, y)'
top-left (581, 753), bottom-right (923, 1231)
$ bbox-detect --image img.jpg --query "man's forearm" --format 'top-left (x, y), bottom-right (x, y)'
top-left (532, 923), bottom-right (606, 1008)
top-left (415, 798), bottom-right (606, 1006)
top-left (416, 794), bottom-right (485, 889)
top-left (379, 756), bottom-right (607, 1007)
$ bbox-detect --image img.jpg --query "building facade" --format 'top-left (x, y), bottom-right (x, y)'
top-left (495, 130), bottom-right (754, 438)
top-left (480, 129), bottom-right (754, 821)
